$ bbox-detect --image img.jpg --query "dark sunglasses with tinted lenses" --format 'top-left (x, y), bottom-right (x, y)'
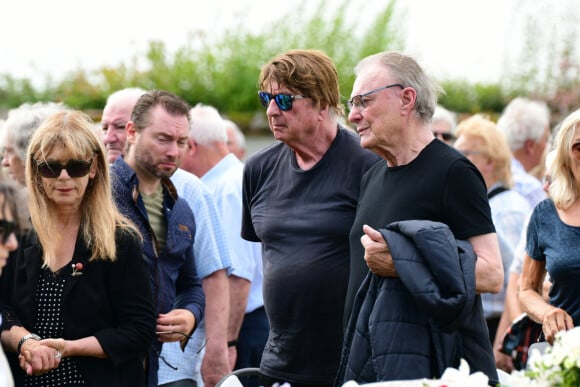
top-left (36, 159), bottom-right (93, 178)
top-left (0, 219), bottom-right (17, 244)
top-left (258, 91), bottom-right (306, 111)
top-left (433, 131), bottom-right (456, 142)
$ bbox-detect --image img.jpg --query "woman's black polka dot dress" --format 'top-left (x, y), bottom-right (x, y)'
top-left (25, 266), bottom-right (87, 386)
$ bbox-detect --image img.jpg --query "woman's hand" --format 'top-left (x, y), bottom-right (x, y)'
top-left (41, 338), bottom-right (66, 357)
top-left (494, 348), bottom-right (514, 373)
top-left (18, 339), bottom-right (63, 375)
top-left (542, 307), bottom-right (574, 344)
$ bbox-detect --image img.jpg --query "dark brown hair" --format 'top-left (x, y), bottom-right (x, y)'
top-left (131, 90), bottom-right (191, 132)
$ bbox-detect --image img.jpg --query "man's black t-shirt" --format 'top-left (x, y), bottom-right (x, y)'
top-left (242, 127), bottom-right (379, 383)
top-left (345, 139), bottom-right (495, 322)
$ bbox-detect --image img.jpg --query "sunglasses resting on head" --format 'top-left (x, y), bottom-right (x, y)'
top-left (36, 159), bottom-right (93, 178)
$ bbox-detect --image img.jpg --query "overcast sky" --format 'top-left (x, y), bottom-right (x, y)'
top-left (1, 0), bottom-right (577, 87)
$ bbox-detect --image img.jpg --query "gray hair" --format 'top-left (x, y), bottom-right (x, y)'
top-left (188, 103), bottom-right (227, 146)
top-left (4, 101), bottom-right (70, 161)
top-left (496, 97), bottom-right (550, 151)
top-left (104, 87), bottom-right (147, 108)
top-left (224, 119), bottom-right (246, 149)
top-left (433, 105), bottom-right (457, 133)
top-left (354, 51), bottom-right (443, 124)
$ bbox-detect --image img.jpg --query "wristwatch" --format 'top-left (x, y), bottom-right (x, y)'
top-left (17, 333), bottom-right (41, 354)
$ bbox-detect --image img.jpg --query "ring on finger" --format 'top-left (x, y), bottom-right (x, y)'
top-left (55, 350), bottom-right (61, 359)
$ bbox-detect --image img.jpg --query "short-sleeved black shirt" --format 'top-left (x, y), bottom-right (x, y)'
top-left (345, 139), bottom-right (495, 322)
top-left (242, 127), bottom-right (379, 384)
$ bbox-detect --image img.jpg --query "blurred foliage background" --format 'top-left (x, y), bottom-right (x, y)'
top-left (1, 0), bottom-right (580, 132)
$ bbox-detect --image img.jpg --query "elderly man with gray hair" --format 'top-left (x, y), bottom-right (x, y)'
top-left (100, 87), bottom-right (147, 164)
top-left (496, 97), bottom-right (551, 208)
top-left (432, 105), bottom-right (457, 145)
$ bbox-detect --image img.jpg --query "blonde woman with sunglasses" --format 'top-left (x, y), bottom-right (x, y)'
top-left (0, 110), bottom-right (155, 386)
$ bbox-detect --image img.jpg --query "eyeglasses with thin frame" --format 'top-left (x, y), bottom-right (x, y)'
top-left (36, 159), bottom-right (93, 179)
top-left (0, 219), bottom-right (17, 244)
top-left (258, 92), bottom-right (307, 111)
top-left (347, 83), bottom-right (404, 111)
top-left (155, 331), bottom-right (204, 370)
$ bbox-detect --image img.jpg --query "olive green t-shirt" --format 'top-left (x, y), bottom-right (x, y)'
top-left (141, 185), bottom-right (167, 253)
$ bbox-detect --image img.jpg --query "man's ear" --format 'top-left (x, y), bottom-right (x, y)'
top-left (400, 87), bottom-right (416, 115)
top-left (126, 121), bottom-right (137, 144)
top-left (187, 138), bottom-right (198, 155)
top-left (523, 138), bottom-right (536, 155)
top-left (484, 157), bottom-right (495, 175)
top-left (318, 104), bottom-right (329, 121)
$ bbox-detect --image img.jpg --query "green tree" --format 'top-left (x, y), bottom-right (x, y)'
top-left (3, 0), bottom-right (579, 126)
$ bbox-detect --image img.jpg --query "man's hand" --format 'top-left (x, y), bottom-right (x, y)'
top-left (156, 309), bottom-right (196, 344)
top-left (361, 224), bottom-right (397, 277)
top-left (227, 345), bottom-right (237, 370)
top-left (201, 343), bottom-right (230, 387)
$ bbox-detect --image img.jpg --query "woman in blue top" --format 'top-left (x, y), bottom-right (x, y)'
top-left (520, 108), bottom-right (580, 344)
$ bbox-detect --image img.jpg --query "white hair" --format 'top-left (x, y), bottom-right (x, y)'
top-left (105, 87), bottom-right (147, 106)
top-left (188, 103), bottom-right (227, 146)
top-left (496, 97), bottom-right (550, 151)
top-left (432, 105), bottom-right (457, 133)
top-left (4, 101), bottom-right (70, 161)
top-left (224, 119), bottom-right (246, 149)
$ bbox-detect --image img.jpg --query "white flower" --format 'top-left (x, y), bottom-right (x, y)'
top-left (508, 326), bottom-right (580, 386)
top-left (438, 358), bottom-right (489, 387)
top-left (341, 359), bottom-right (489, 387)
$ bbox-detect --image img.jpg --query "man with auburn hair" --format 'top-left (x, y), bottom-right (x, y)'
top-left (242, 49), bottom-right (380, 387)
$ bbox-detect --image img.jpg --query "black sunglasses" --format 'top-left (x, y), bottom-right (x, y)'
top-left (433, 131), bottom-right (456, 142)
top-left (0, 219), bottom-right (17, 244)
top-left (36, 159), bottom-right (93, 178)
top-left (258, 91), bottom-right (306, 111)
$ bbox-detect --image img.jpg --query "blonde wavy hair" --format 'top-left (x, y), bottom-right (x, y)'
top-left (549, 109), bottom-right (580, 209)
top-left (455, 114), bottom-right (513, 188)
top-left (26, 110), bottom-right (140, 266)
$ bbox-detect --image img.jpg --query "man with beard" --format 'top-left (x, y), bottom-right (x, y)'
top-left (110, 90), bottom-right (205, 387)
